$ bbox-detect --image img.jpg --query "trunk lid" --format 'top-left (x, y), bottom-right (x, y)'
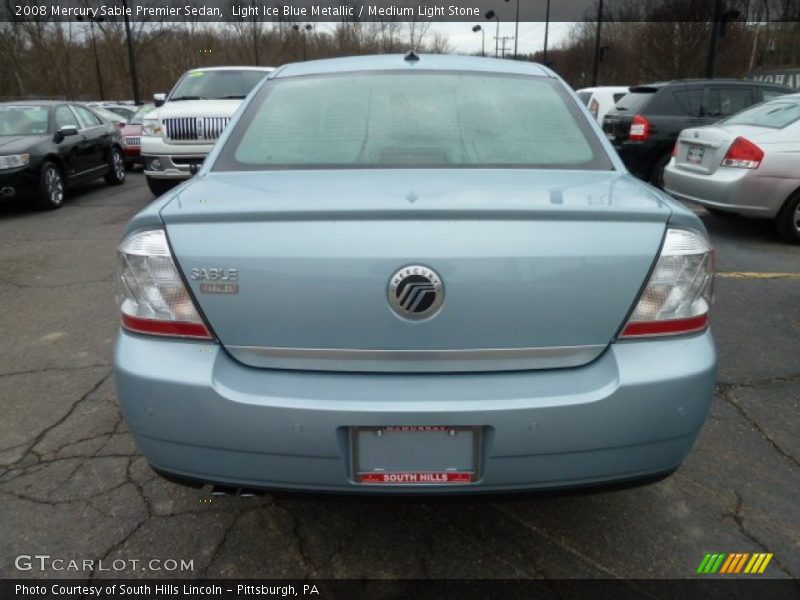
top-left (161, 170), bottom-right (671, 372)
top-left (674, 125), bottom-right (777, 176)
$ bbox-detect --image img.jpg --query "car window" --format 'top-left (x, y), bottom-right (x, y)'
top-left (55, 105), bottom-right (80, 129)
top-left (73, 105), bottom-right (102, 128)
top-left (217, 72), bottom-right (612, 171)
top-left (170, 69), bottom-right (268, 101)
top-left (705, 87), bottom-right (754, 118)
top-left (762, 88), bottom-right (791, 101)
top-left (722, 98), bottom-right (800, 129)
top-left (130, 104), bottom-right (155, 125)
top-left (577, 91), bottom-right (592, 106)
top-left (612, 93), bottom-right (627, 103)
top-left (613, 91), bottom-right (655, 112)
top-left (0, 105), bottom-right (49, 135)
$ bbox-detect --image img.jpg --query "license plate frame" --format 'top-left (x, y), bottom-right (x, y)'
top-left (350, 426), bottom-right (481, 485)
top-left (687, 144), bottom-right (705, 164)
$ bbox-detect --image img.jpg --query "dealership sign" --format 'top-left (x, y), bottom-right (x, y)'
top-left (747, 68), bottom-right (800, 90)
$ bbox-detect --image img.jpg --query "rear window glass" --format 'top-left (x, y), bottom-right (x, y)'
top-left (722, 98), bottom-right (800, 128)
top-left (612, 93), bottom-right (627, 103)
top-left (613, 92), bottom-right (654, 113)
top-left (215, 72), bottom-right (612, 171)
top-left (577, 91), bottom-right (592, 106)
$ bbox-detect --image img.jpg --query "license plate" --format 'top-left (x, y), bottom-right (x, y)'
top-left (605, 130), bottom-right (615, 141)
top-left (687, 145), bottom-right (705, 164)
top-left (351, 426), bottom-right (480, 485)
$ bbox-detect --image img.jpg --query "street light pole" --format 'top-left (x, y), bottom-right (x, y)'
top-left (591, 0), bottom-right (604, 86)
top-left (251, 0), bottom-right (259, 65)
top-left (121, 0), bottom-right (141, 104)
top-left (543, 0), bottom-right (551, 65)
top-left (705, 0), bottom-right (723, 78)
top-left (89, 20), bottom-right (105, 100)
top-left (485, 10), bottom-right (500, 58)
top-left (472, 25), bottom-right (485, 57)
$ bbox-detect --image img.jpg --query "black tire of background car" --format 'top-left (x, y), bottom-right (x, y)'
top-left (774, 190), bottom-right (800, 244)
top-left (649, 153), bottom-right (672, 190)
top-left (34, 162), bottom-right (65, 211)
top-left (146, 176), bottom-right (178, 197)
top-left (104, 148), bottom-right (126, 186)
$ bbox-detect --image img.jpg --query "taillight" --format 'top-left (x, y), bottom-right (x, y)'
top-left (721, 137), bottom-right (763, 169)
top-left (628, 114), bottom-right (651, 141)
top-left (117, 229), bottom-right (212, 339)
top-left (671, 140), bottom-right (678, 158)
top-left (620, 228), bottom-right (714, 339)
top-left (589, 98), bottom-right (599, 119)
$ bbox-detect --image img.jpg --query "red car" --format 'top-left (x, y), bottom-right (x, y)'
top-left (120, 104), bottom-right (155, 169)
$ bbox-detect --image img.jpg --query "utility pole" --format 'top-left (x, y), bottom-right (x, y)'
top-left (497, 36), bottom-right (514, 59)
top-left (121, 0), bottom-right (141, 104)
top-left (543, 0), bottom-right (551, 65)
top-left (591, 0), bottom-right (604, 86)
top-left (706, 0), bottom-right (724, 78)
top-left (512, 0), bottom-right (520, 57)
top-left (252, 0), bottom-right (259, 65)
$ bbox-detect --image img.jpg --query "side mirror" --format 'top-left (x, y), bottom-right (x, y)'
top-left (54, 125), bottom-right (79, 142)
top-left (153, 93), bottom-right (166, 107)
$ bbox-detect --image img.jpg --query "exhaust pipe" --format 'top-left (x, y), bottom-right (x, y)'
top-left (0, 187), bottom-right (14, 197)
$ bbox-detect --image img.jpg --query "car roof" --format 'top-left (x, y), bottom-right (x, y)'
top-left (187, 66), bottom-right (274, 73)
top-left (272, 54), bottom-right (552, 79)
top-left (576, 86), bottom-right (629, 92)
top-left (0, 100), bottom-right (65, 107)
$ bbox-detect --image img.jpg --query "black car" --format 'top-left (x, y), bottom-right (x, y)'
top-left (0, 101), bottom-right (126, 210)
top-left (602, 79), bottom-right (793, 188)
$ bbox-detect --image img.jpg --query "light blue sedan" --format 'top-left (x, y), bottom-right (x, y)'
top-left (114, 54), bottom-right (716, 493)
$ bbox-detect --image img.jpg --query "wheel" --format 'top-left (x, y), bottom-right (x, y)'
top-left (774, 191), bottom-right (800, 244)
top-left (146, 175), bottom-right (178, 197)
top-left (34, 162), bottom-right (65, 210)
top-left (105, 147), bottom-right (126, 185)
top-left (649, 153), bottom-right (671, 190)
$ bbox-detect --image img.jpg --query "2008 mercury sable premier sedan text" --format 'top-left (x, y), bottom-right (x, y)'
top-left (114, 54), bottom-right (717, 493)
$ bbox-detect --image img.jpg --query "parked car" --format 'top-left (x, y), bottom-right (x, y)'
top-left (100, 104), bottom-right (137, 121)
top-left (576, 86), bottom-right (630, 123)
top-left (141, 66), bottom-right (273, 196)
top-left (120, 104), bottom-right (155, 169)
top-left (603, 79), bottom-right (792, 188)
top-left (0, 101), bottom-right (125, 210)
top-left (115, 54), bottom-right (716, 494)
top-left (91, 105), bottom-right (128, 130)
top-left (664, 93), bottom-right (800, 243)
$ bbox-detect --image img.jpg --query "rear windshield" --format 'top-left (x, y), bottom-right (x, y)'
top-left (131, 104), bottom-right (155, 125)
top-left (614, 91), bottom-right (655, 112)
top-left (169, 70), bottom-right (268, 101)
top-left (215, 72), bottom-right (612, 171)
top-left (577, 91), bottom-right (592, 106)
top-left (722, 98), bottom-right (800, 129)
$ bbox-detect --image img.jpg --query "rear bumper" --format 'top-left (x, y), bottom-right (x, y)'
top-left (664, 162), bottom-right (793, 218)
top-left (114, 329), bottom-right (717, 493)
top-left (613, 141), bottom-right (664, 180)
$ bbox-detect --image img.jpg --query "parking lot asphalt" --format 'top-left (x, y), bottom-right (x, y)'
top-left (0, 172), bottom-right (798, 581)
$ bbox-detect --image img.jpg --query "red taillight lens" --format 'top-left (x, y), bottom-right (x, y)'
top-left (671, 141), bottom-right (678, 158)
top-left (628, 114), bottom-right (651, 141)
top-left (721, 136), bottom-right (763, 169)
top-left (620, 229), bottom-right (714, 339)
top-left (117, 229), bottom-right (213, 340)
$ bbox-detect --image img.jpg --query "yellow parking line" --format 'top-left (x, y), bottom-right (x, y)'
top-left (717, 272), bottom-right (800, 280)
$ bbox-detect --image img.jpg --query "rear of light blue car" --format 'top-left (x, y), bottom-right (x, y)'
top-left (114, 55), bottom-right (716, 493)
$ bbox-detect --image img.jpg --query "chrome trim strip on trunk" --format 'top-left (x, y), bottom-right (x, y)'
top-left (224, 344), bottom-right (607, 373)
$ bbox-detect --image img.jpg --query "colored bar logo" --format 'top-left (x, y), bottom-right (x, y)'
top-left (697, 553), bottom-right (773, 574)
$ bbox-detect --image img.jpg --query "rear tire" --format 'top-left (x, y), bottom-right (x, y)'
top-left (146, 176), bottom-right (178, 197)
top-left (774, 191), bottom-right (800, 244)
top-left (649, 153), bottom-right (671, 190)
top-left (34, 162), bottom-right (65, 210)
top-left (104, 147), bottom-right (126, 186)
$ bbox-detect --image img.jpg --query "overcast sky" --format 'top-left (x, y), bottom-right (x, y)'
top-left (431, 22), bottom-right (575, 56)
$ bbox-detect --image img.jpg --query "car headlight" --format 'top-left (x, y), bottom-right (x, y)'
top-left (141, 119), bottom-right (162, 137)
top-left (0, 154), bottom-right (30, 170)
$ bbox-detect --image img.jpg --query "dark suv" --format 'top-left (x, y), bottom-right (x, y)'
top-left (603, 79), bottom-right (792, 188)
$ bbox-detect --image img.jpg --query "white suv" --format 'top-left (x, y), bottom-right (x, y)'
top-left (141, 66), bottom-right (273, 196)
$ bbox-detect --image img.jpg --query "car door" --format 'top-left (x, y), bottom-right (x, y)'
top-left (72, 105), bottom-right (109, 174)
top-left (53, 104), bottom-right (84, 178)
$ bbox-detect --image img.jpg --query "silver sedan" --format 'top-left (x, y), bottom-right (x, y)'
top-left (664, 93), bottom-right (800, 243)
